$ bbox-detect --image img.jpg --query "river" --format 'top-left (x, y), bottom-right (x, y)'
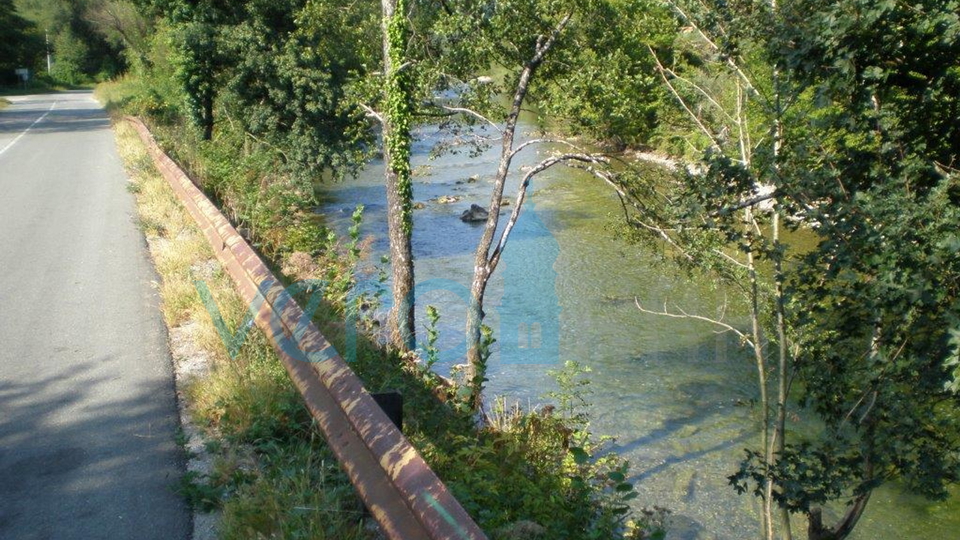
top-left (316, 119), bottom-right (959, 539)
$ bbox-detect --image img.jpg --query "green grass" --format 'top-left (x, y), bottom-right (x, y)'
top-left (113, 119), bottom-right (371, 539)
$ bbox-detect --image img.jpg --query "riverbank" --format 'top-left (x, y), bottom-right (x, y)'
top-left (315, 116), bottom-right (960, 540)
top-left (98, 78), bottom-right (665, 539)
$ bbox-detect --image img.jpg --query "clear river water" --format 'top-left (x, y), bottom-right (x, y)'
top-left (316, 119), bottom-right (959, 539)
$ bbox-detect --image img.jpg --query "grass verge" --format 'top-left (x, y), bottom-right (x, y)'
top-left (112, 119), bottom-right (370, 539)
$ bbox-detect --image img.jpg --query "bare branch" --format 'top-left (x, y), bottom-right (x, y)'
top-left (635, 298), bottom-right (753, 347)
top-left (736, 81), bottom-right (751, 166)
top-left (648, 46), bottom-right (722, 149)
top-left (712, 248), bottom-right (750, 270)
top-left (358, 103), bottom-right (384, 124)
top-left (509, 137), bottom-right (585, 159)
top-left (439, 105), bottom-right (503, 133)
top-left (667, 1), bottom-right (768, 106)
top-left (664, 65), bottom-right (739, 126)
top-left (487, 153), bottom-right (606, 272)
top-left (533, 13), bottom-right (573, 65)
top-left (716, 191), bottom-right (779, 215)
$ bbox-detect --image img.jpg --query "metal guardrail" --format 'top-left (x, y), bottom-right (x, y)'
top-left (127, 117), bottom-right (487, 540)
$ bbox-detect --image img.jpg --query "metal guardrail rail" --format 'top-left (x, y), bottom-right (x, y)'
top-left (127, 117), bottom-right (487, 540)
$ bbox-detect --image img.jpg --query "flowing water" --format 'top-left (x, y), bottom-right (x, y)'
top-left (316, 120), bottom-right (959, 539)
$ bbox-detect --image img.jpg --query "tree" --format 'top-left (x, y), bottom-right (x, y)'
top-left (170, 17), bottom-right (219, 140)
top-left (0, 0), bottom-right (42, 84)
top-left (84, 0), bottom-right (152, 70)
top-left (222, 0), bottom-right (374, 180)
top-left (14, 0), bottom-right (126, 83)
top-left (379, 0), bottom-right (417, 350)
top-left (425, 0), bottom-right (673, 410)
top-left (765, 1), bottom-right (960, 538)
top-left (609, 2), bottom-right (798, 537)
top-left (612, 1), bottom-right (960, 539)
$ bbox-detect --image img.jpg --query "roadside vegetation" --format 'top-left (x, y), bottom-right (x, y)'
top-left (101, 77), bottom-right (663, 539)
top-left (74, 0), bottom-right (960, 538)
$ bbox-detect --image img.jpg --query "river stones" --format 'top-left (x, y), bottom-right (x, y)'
top-left (460, 204), bottom-right (489, 222)
top-left (432, 194), bottom-right (462, 204)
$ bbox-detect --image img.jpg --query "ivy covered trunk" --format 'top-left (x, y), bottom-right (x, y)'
top-left (381, 0), bottom-right (416, 350)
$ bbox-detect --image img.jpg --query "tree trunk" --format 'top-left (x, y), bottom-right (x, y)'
top-left (807, 491), bottom-right (872, 540)
top-left (463, 65), bottom-right (528, 407)
top-left (381, 0), bottom-right (415, 350)
top-left (201, 90), bottom-right (213, 141)
top-left (463, 16), bottom-right (570, 409)
top-left (742, 207), bottom-right (774, 540)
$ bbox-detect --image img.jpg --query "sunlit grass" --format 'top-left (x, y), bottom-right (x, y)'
top-left (105, 84), bottom-right (667, 540)
top-left (112, 118), bottom-right (368, 538)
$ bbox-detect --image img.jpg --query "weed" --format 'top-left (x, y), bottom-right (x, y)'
top-left (176, 471), bottom-right (226, 512)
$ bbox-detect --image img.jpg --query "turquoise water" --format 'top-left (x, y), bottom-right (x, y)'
top-left (317, 122), bottom-right (959, 539)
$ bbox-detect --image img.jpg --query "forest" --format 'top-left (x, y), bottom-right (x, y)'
top-left (5, 1), bottom-right (959, 539)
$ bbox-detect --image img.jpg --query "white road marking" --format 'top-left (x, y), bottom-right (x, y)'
top-left (0, 100), bottom-right (58, 157)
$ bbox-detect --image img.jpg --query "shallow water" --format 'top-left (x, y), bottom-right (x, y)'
top-left (316, 122), bottom-right (959, 539)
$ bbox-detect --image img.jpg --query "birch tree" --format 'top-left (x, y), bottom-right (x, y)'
top-left (427, 0), bottom-right (673, 410)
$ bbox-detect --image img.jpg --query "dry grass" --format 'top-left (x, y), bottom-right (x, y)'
top-left (111, 119), bottom-right (368, 540)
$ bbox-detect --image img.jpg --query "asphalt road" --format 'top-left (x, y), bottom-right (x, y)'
top-left (0, 92), bottom-right (191, 539)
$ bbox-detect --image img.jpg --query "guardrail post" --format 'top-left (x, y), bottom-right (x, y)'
top-left (372, 391), bottom-right (403, 432)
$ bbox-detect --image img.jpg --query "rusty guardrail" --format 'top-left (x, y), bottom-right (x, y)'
top-left (126, 117), bottom-right (486, 540)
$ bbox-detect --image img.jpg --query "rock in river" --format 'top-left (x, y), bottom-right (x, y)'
top-left (460, 204), bottom-right (489, 222)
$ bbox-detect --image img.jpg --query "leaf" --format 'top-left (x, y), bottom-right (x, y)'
top-left (570, 446), bottom-right (589, 465)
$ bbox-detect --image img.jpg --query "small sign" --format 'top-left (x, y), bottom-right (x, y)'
top-left (15, 68), bottom-right (29, 81)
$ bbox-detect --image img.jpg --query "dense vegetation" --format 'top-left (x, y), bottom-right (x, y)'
top-left (2, 0), bottom-right (132, 87)
top-left (15, 0), bottom-right (958, 538)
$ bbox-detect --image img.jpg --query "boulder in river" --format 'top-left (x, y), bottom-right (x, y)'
top-left (460, 204), bottom-right (489, 222)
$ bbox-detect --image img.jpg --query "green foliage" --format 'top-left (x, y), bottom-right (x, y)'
top-left (538, 0), bottom-right (676, 147)
top-left (422, 0), bottom-right (675, 147)
top-left (416, 361), bottom-right (648, 539)
top-left (220, 0), bottom-right (376, 181)
top-left (423, 305), bottom-right (441, 371)
top-left (628, 1), bottom-right (960, 535)
top-left (383, 0), bottom-right (414, 234)
top-left (0, 1), bottom-right (42, 84)
top-left (176, 470), bottom-right (226, 512)
top-left (50, 28), bottom-right (91, 84)
top-left (457, 323), bottom-right (495, 411)
top-left (547, 360), bottom-right (593, 425)
top-left (766, 0), bottom-right (960, 510)
top-left (169, 18), bottom-right (219, 138)
top-left (13, 0), bottom-right (126, 84)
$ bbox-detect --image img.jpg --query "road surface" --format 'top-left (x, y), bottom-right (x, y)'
top-left (0, 91), bottom-right (191, 539)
